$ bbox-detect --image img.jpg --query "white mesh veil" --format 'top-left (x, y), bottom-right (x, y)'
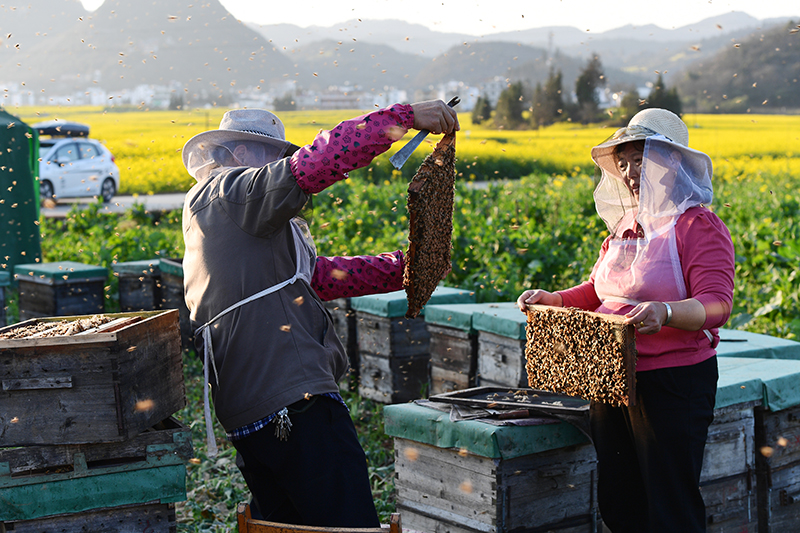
top-left (593, 134), bottom-right (713, 237)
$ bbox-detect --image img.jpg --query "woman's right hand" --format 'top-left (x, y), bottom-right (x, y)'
top-left (410, 100), bottom-right (460, 135)
top-left (516, 289), bottom-right (562, 312)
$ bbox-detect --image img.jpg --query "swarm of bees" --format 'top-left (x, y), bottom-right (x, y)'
top-left (524, 305), bottom-right (637, 406)
top-left (403, 131), bottom-right (456, 318)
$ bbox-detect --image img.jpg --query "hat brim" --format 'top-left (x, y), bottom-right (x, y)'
top-left (182, 129), bottom-right (292, 170)
top-left (591, 133), bottom-right (712, 183)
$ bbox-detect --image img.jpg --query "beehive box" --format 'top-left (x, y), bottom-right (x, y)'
top-left (424, 303), bottom-right (499, 395)
top-left (472, 303), bottom-right (530, 388)
top-left (724, 357), bottom-right (800, 533)
top-left (0, 271), bottom-right (9, 328)
top-left (2, 502), bottom-right (177, 533)
top-left (697, 357), bottom-right (768, 532)
top-left (0, 417), bottom-right (192, 523)
top-left (13, 261), bottom-right (106, 321)
top-left (0, 309), bottom-right (185, 447)
top-left (524, 305), bottom-right (637, 407)
top-left (112, 259), bottom-right (162, 312)
top-left (385, 402), bottom-right (600, 533)
top-left (159, 257), bottom-right (193, 353)
top-left (351, 287), bottom-right (476, 403)
top-left (324, 297), bottom-right (359, 387)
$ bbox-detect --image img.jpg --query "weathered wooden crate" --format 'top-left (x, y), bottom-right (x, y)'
top-left (472, 303), bottom-right (529, 389)
top-left (700, 472), bottom-right (758, 533)
top-left (746, 358), bottom-right (800, 532)
top-left (1, 501), bottom-right (177, 533)
top-left (0, 271), bottom-right (8, 328)
top-left (325, 297), bottom-right (359, 387)
top-left (158, 257), bottom-right (193, 354)
top-left (424, 303), bottom-right (496, 395)
top-left (525, 305), bottom-right (637, 407)
top-left (386, 402), bottom-right (599, 533)
top-left (351, 287), bottom-right (476, 404)
top-left (756, 405), bottom-right (800, 532)
top-left (698, 402), bottom-right (759, 532)
top-left (0, 417), bottom-right (191, 523)
top-left (112, 259), bottom-right (162, 312)
top-left (0, 309), bottom-right (186, 447)
top-left (13, 261), bottom-right (106, 321)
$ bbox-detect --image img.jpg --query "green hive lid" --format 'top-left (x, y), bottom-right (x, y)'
top-left (715, 357), bottom-right (765, 409)
top-left (384, 402), bottom-right (587, 459)
top-left (0, 271), bottom-right (9, 287)
top-left (13, 261), bottom-right (107, 282)
top-left (112, 259), bottom-right (161, 276)
top-left (159, 257), bottom-right (184, 277)
top-left (471, 303), bottom-right (528, 340)
top-left (425, 302), bottom-right (516, 332)
top-left (717, 328), bottom-right (800, 360)
top-left (350, 286), bottom-right (476, 318)
top-left (717, 357), bottom-right (800, 412)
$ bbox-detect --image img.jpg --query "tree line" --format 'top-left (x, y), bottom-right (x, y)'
top-left (473, 54), bottom-right (682, 129)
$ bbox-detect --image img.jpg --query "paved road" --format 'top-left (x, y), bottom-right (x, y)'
top-left (41, 193), bottom-right (186, 218)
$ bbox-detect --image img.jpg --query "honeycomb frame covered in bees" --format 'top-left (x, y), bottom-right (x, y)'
top-left (403, 131), bottom-right (456, 319)
top-left (524, 304), bottom-right (637, 407)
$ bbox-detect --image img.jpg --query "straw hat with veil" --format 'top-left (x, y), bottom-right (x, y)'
top-left (591, 108), bottom-right (713, 240)
top-left (588, 108), bottom-right (716, 310)
top-left (182, 109), bottom-right (300, 182)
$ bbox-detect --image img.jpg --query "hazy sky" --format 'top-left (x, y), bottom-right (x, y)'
top-left (79, 0), bottom-right (799, 34)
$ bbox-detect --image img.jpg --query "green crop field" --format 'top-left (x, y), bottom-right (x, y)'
top-left (5, 105), bottom-right (800, 530)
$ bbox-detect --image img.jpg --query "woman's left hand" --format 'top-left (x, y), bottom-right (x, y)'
top-left (624, 301), bottom-right (669, 335)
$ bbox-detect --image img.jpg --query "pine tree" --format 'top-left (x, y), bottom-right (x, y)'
top-left (494, 82), bottom-right (525, 129)
top-left (575, 54), bottom-right (605, 124)
top-left (471, 96), bottom-right (492, 124)
top-left (532, 68), bottom-right (565, 126)
top-left (646, 74), bottom-right (682, 115)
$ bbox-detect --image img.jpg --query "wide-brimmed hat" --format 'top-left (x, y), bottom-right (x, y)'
top-left (182, 109), bottom-right (293, 178)
top-left (591, 108), bottom-right (712, 181)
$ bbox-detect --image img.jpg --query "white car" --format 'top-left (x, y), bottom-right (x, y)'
top-left (35, 121), bottom-right (120, 203)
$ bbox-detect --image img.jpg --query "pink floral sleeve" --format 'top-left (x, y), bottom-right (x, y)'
top-left (311, 251), bottom-right (405, 301)
top-left (290, 104), bottom-right (415, 194)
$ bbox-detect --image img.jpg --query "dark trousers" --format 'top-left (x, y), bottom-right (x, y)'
top-left (231, 396), bottom-right (380, 527)
top-left (590, 356), bottom-right (718, 533)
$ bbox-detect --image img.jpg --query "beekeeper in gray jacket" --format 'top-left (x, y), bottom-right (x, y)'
top-left (180, 100), bottom-right (458, 526)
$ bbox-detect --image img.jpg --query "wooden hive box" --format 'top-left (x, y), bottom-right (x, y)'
top-left (0, 417), bottom-right (192, 523)
top-left (472, 303), bottom-right (531, 389)
top-left (158, 258), bottom-right (193, 354)
top-left (351, 287), bottom-right (476, 404)
top-left (0, 271), bottom-right (8, 328)
top-left (324, 297), bottom-right (359, 388)
top-left (13, 261), bottom-right (106, 321)
top-left (385, 402), bottom-right (600, 533)
top-left (112, 259), bottom-right (162, 312)
top-left (716, 331), bottom-right (800, 531)
top-left (424, 303), bottom-right (498, 395)
top-left (696, 357), bottom-right (769, 532)
top-left (726, 357), bottom-right (800, 533)
top-left (524, 305), bottom-right (637, 407)
top-left (0, 309), bottom-right (186, 447)
top-left (2, 502), bottom-right (177, 533)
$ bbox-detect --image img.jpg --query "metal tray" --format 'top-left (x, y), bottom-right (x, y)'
top-left (430, 386), bottom-right (592, 440)
top-left (430, 386), bottom-right (589, 413)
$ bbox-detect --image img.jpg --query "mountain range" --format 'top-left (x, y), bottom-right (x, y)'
top-left (1, 0), bottom-right (797, 109)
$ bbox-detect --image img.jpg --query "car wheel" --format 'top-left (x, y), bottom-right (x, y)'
top-left (101, 178), bottom-right (116, 203)
top-left (40, 180), bottom-right (55, 200)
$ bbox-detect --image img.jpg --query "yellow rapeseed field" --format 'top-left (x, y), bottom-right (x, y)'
top-left (10, 105), bottom-right (800, 195)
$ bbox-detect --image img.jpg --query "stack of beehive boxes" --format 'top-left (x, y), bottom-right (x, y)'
top-left (0, 309), bottom-right (191, 532)
top-left (350, 286), bottom-right (476, 403)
